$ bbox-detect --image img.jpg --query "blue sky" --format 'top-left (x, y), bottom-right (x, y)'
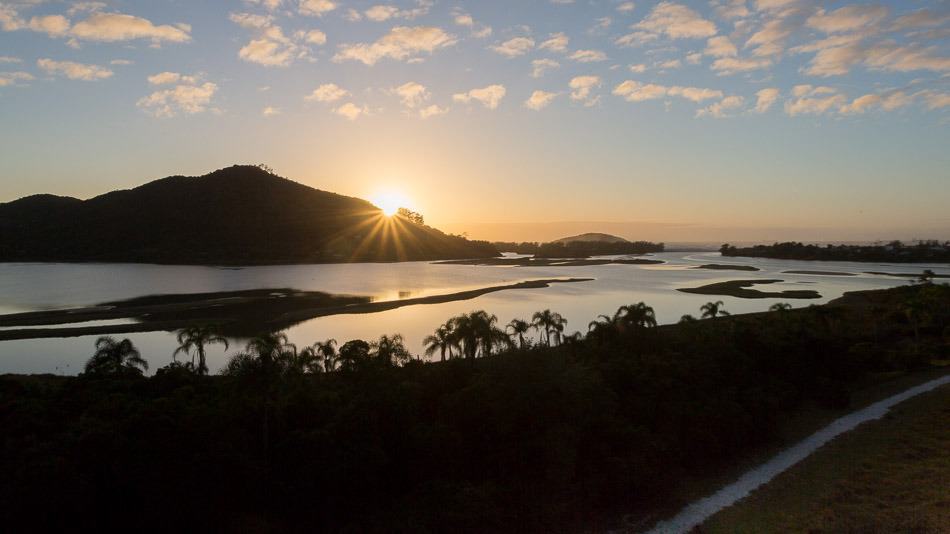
top-left (1, 0), bottom-right (948, 242)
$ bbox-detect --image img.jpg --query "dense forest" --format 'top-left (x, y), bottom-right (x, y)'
top-left (1, 282), bottom-right (947, 532)
top-left (721, 241), bottom-right (950, 263)
top-left (0, 165), bottom-right (498, 264)
top-left (493, 240), bottom-right (665, 257)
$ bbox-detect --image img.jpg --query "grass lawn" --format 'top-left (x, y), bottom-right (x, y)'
top-left (702, 383), bottom-right (950, 533)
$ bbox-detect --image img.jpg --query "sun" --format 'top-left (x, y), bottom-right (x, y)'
top-left (371, 190), bottom-right (411, 217)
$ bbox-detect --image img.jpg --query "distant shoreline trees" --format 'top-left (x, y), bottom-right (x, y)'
top-left (721, 240), bottom-right (950, 263)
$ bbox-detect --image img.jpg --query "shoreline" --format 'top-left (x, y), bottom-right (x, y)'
top-left (0, 278), bottom-right (593, 341)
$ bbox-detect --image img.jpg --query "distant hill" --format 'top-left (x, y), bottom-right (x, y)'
top-left (551, 233), bottom-right (629, 244)
top-left (0, 165), bottom-right (498, 264)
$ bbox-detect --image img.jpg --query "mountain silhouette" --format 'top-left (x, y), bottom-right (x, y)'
top-left (0, 165), bottom-right (498, 264)
top-left (551, 232), bottom-right (629, 244)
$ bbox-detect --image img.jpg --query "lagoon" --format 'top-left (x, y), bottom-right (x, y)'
top-left (1, 252), bottom-right (946, 374)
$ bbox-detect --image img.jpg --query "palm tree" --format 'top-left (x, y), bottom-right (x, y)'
top-left (615, 302), bottom-right (657, 331)
top-left (338, 339), bottom-right (371, 371)
top-left (679, 314), bottom-right (698, 324)
top-left (450, 314), bottom-right (479, 358)
top-left (174, 326), bottom-right (229, 375)
top-left (532, 309), bottom-right (568, 346)
top-left (242, 332), bottom-right (297, 374)
top-left (700, 301), bottom-right (730, 319)
top-left (371, 334), bottom-right (412, 366)
top-left (424, 325), bottom-right (454, 362)
top-left (85, 337), bottom-right (148, 376)
top-left (469, 310), bottom-right (508, 356)
top-left (506, 318), bottom-right (531, 348)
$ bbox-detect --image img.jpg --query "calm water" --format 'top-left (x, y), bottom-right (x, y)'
top-left (1, 252), bottom-right (946, 374)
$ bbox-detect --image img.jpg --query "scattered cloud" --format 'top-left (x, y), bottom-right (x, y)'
top-left (334, 102), bottom-right (367, 120)
top-left (525, 90), bottom-right (558, 110)
top-left (569, 75), bottom-right (601, 105)
top-left (696, 95), bottom-right (744, 118)
top-left (137, 77), bottom-right (218, 118)
top-left (539, 32), bottom-right (569, 53)
top-left (617, 2), bottom-right (636, 14)
top-left (419, 104), bottom-right (448, 118)
top-left (806, 5), bottom-right (889, 34)
top-left (613, 80), bottom-right (723, 102)
top-left (262, 106), bottom-right (281, 117)
top-left (299, 0), bottom-right (337, 17)
top-left (393, 81), bottom-right (429, 108)
top-left (711, 56), bottom-right (772, 75)
top-left (37, 58), bottom-right (112, 81)
top-left (704, 36), bottom-right (737, 58)
top-left (453, 84), bottom-right (506, 110)
top-left (531, 58), bottom-right (559, 78)
top-left (0, 71), bottom-right (33, 86)
top-left (334, 26), bottom-right (457, 65)
top-left (305, 83), bottom-right (349, 102)
top-left (632, 2), bottom-right (717, 40)
top-left (754, 87), bottom-right (780, 113)
top-left (570, 49), bottom-right (608, 63)
top-left (492, 37), bottom-right (535, 57)
top-left (784, 85), bottom-right (847, 116)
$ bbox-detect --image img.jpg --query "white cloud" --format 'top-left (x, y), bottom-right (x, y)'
top-left (299, 0), bottom-right (337, 17)
top-left (365, 5), bottom-right (399, 22)
top-left (617, 2), bottom-right (636, 14)
top-left (419, 104), bottom-right (448, 118)
top-left (0, 55), bottom-right (21, 64)
top-left (686, 52), bottom-right (702, 64)
top-left (333, 26), bottom-right (457, 65)
top-left (539, 32), bottom-right (569, 53)
top-left (570, 49), bottom-right (607, 63)
top-left (262, 106), bottom-right (281, 117)
top-left (613, 80), bottom-right (723, 102)
top-left (37, 58), bottom-right (112, 81)
top-left (629, 63), bottom-right (647, 73)
top-left (394, 81), bottom-right (429, 108)
top-left (491, 37), bottom-right (535, 57)
top-left (305, 83), bottom-right (349, 102)
top-left (0, 71), bottom-right (33, 86)
top-left (110, 59), bottom-right (133, 66)
top-left (711, 56), bottom-right (772, 75)
top-left (334, 102), bottom-right (367, 120)
top-left (806, 5), bottom-right (889, 34)
top-left (28, 15), bottom-right (70, 37)
top-left (754, 87), bottom-right (780, 112)
top-left (147, 71), bottom-right (196, 85)
top-left (784, 85), bottom-right (847, 116)
top-left (453, 84), bottom-right (506, 110)
top-left (298, 29), bottom-right (327, 45)
top-left (634, 2), bottom-right (717, 39)
top-left (69, 12), bottom-right (191, 44)
top-left (656, 58), bottom-right (682, 69)
top-left (525, 90), bottom-right (558, 110)
top-left (137, 80), bottom-right (218, 118)
top-left (711, 0), bottom-right (749, 20)
top-left (802, 41), bottom-right (950, 77)
top-left (231, 14), bottom-right (311, 67)
top-left (704, 36), bottom-right (737, 58)
top-left (915, 90), bottom-right (950, 110)
top-left (531, 58), bottom-right (559, 78)
top-left (569, 75), bottom-right (601, 104)
top-left (696, 95), bottom-right (744, 118)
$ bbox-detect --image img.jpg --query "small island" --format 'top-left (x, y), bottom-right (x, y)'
top-left (693, 264), bottom-right (761, 272)
top-left (493, 233), bottom-right (665, 258)
top-left (678, 279), bottom-right (822, 299)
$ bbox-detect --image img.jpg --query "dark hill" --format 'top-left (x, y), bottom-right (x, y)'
top-left (551, 232), bottom-right (629, 244)
top-left (0, 165), bottom-right (498, 264)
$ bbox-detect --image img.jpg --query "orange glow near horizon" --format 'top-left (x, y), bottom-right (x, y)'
top-left (371, 189), bottom-right (412, 217)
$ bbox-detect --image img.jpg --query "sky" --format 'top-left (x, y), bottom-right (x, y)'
top-left (0, 0), bottom-right (948, 243)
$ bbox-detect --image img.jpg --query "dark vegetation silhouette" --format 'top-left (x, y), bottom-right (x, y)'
top-left (0, 165), bottom-right (497, 264)
top-left (1, 283), bottom-right (948, 532)
top-left (721, 240), bottom-right (950, 263)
